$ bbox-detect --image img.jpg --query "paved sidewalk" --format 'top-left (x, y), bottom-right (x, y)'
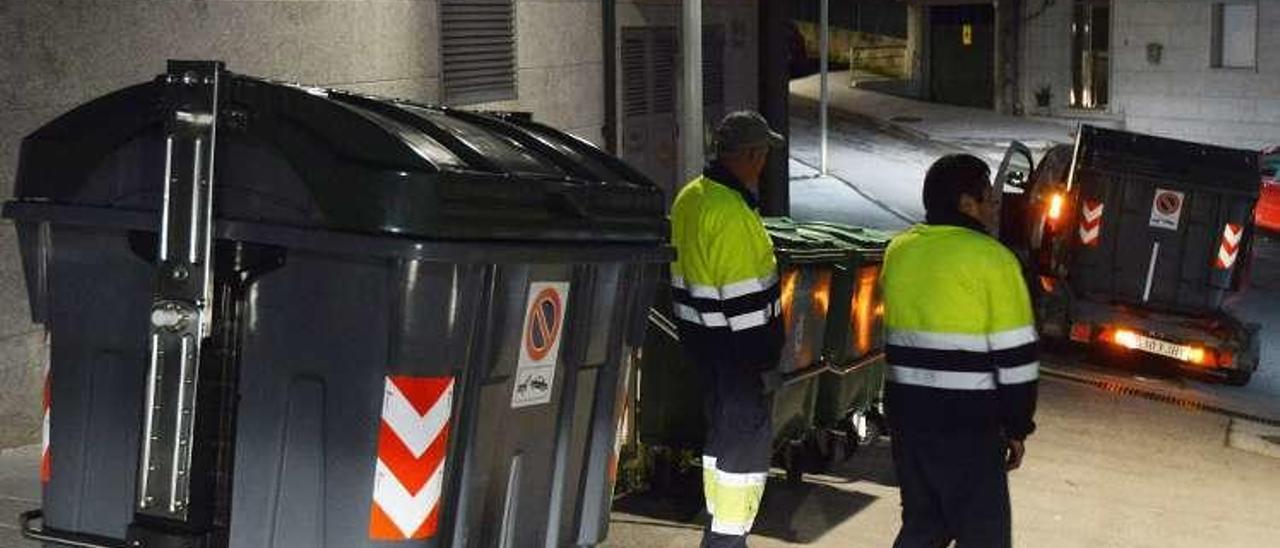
top-left (2, 377), bottom-right (1278, 547)
top-left (788, 159), bottom-right (912, 232)
top-left (789, 99), bottom-right (944, 222)
top-left (608, 377), bottom-right (1280, 547)
top-left (790, 72), bottom-right (1075, 152)
top-left (0, 444), bottom-right (39, 547)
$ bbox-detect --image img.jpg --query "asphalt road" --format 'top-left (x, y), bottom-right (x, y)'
top-left (1040, 233), bottom-right (1280, 424)
top-left (605, 104), bottom-right (1280, 546)
top-left (789, 97), bottom-right (1280, 422)
top-left (608, 377), bottom-right (1280, 547)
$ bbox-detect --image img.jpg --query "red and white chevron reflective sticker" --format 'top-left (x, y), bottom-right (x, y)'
top-left (1079, 199), bottom-right (1104, 246)
top-left (1215, 223), bottom-right (1244, 270)
top-left (369, 375), bottom-right (454, 541)
top-left (40, 369), bottom-right (50, 483)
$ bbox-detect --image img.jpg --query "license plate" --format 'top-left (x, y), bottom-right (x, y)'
top-left (1133, 334), bottom-right (1193, 361)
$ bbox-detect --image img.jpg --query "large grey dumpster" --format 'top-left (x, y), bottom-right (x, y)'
top-left (6, 61), bottom-right (670, 548)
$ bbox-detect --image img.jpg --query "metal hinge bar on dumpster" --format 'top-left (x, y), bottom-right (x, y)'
top-left (134, 60), bottom-right (223, 523)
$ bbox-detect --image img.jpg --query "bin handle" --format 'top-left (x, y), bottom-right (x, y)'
top-left (647, 308), bottom-right (680, 341)
top-left (828, 351), bottom-right (886, 376)
top-left (18, 510), bottom-right (127, 548)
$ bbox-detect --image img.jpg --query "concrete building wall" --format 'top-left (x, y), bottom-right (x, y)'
top-left (1112, 0), bottom-right (1280, 148)
top-left (0, 0), bottom-right (608, 448)
top-left (1022, 0), bottom-right (1280, 149)
top-left (1020, 0), bottom-right (1076, 114)
top-left (475, 0), bottom-right (606, 145)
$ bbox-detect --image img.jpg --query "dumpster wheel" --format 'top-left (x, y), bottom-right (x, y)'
top-left (783, 439), bottom-right (804, 485)
top-left (783, 436), bottom-right (829, 485)
top-left (840, 405), bottom-right (887, 460)
top-left (840, 416), bottom-right (866, 462)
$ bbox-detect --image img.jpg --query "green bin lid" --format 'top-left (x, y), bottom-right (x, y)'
top-left (764, 217), bottom-right (891, 255)
top-left (765, 217), bottom-right (889, 263)
top-left (795, 221), bottom-right (892, 251)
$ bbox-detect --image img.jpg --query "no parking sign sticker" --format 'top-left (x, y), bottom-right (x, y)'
top-left (1149, 188), bottom-right (1185, 231)
top-left (511, 282), bottom-right (570, 408)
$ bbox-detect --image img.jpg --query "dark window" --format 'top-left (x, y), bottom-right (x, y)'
top-left (1212, 2), bottom-right (1258, 69)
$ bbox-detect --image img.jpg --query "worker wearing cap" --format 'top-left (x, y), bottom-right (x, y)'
top-left (880, 154), bottom-right (1039, 548)
top-left (669, 111), bottom-right (785, 547)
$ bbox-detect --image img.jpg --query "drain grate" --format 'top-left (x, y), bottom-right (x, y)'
top-left (1043, 368), bottom-right (1280, 428)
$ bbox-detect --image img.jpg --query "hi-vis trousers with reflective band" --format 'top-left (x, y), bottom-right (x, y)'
top-left (700, 358), bottom-right (772, 548)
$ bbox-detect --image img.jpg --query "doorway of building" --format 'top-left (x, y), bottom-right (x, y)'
top-left (1070, 0), bottom-right (1110, 109)
top-left (928, 4), bottom-right (995, 108)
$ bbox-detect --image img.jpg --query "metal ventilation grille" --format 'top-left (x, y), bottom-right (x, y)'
top-left (652, 28), bottom-right (676, 115)
top-left (622, 34), bottom-right (648, 118)
top-left (702, 25), bottom-right (725, 107)
top-left (441, 0), bottom-right (516, 105)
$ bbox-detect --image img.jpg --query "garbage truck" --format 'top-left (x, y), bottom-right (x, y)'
top-left (993, 126), bottom-right (1262, 385)
top-left (5, 61), bottom-right (671, 547)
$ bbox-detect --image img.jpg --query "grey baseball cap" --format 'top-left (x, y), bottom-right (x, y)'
top-left (715, 110), bottom-right (784, 153)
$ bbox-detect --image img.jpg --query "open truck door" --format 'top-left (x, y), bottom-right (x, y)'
top-left (992, 141), bottom-right (1036, 262)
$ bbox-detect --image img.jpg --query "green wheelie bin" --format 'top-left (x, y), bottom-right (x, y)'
top-left (804, 222), bottom-right (893, 460)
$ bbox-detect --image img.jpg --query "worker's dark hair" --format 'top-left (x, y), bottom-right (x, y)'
top-left (922, 154), bottom-right (991, 217)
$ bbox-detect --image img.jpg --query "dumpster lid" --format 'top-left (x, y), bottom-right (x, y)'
top-left (1076, 126), bottom-right (1260, 197)
top-left (5, 63), bottom-right (667, 244)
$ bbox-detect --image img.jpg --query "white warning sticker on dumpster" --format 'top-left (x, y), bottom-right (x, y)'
top-left (1149, 188), bottom-right (1185, 231)
top-left (512, 282), bottom-right (570, 408)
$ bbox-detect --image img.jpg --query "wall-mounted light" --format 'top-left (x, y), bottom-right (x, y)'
top-left (1147, 43), bottom-right (1164, 65)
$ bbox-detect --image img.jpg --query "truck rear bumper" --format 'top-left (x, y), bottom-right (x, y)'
top-left (1061, 300), bottom-right (1260, 377)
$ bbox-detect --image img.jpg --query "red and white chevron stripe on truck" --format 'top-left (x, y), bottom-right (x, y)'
top-left (41, 369), bottom-right (50, 483)
top-left (1215, 223), bottom-right (1244, 269)
top-left (1079, 199), bottom-right (1104, 246)
top-left (369, 375), bottom-right (455, 541)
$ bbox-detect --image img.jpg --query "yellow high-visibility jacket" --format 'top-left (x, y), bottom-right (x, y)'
top-left (669, 167), bottom-right (783, 368)
top-left (880, 223), bottom-right (1039, 439)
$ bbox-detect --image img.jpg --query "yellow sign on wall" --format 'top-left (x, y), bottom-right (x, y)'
top-left (962, 23), bottom-right (973, 46)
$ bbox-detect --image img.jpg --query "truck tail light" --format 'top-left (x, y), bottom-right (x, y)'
top-left (1217, 350), bottom-right (1235, 367)
top-left (1047, 193), bottom-right (1065, 222)
top-left (1112, 329), bottom-right (1139, 349)
top-left (1187, 346), bottom-right (1207, 365)
top-left (1070, 322), bottom-right (1091, 343)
